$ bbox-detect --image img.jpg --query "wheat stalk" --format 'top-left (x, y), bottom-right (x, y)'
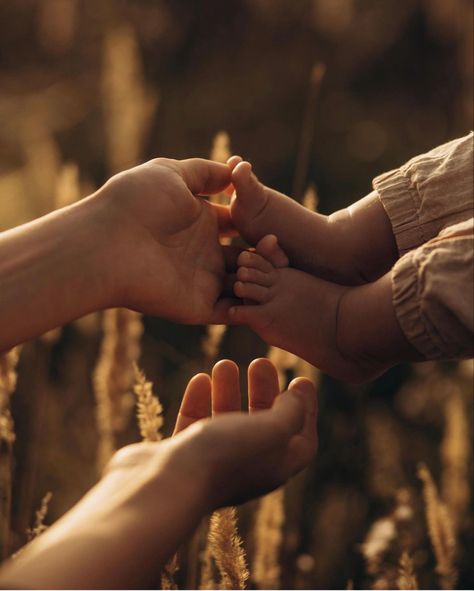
top-left (102, 24), bottom-right (158, 174)
top-left (397, 551), bottom-right (418, 590)
top-left (0, 348), bottom-right (20, 560)
top-left (209, 131), bottom-right (232, 206)
top-left (252, 487), bottom-right (285, 589)
top-left (93, 308), bottom-right (143, 471)
top-left (12, 491), bottom-right (53, 560)
top-left (132, 366), bottom-right (178, 587)
top-left (441, 384), bottom-right (470, 532)
top-left (27, 491), bottom-right (53, 542)
top-left (302, 183), bottom-right (319, 212)
top-left (417, 463), bottom-right (457, 590)
top-left (202, 325), bottom-right (228, 362)
top-left (0, 349), bottom-right (19, 446)
top-left (206, 507), bottom-right (249, 590)
top-left (361, 516), bottom-right (397, 578)
top-left (133, 365), bottom-right (163, 442)
top-left (161, 552), bottom-right (179, 590)
top-left (211, 131), bottom-right (232, 164)
top-left (199, 541), bottom-right (216, 590)
top-left (292, 62), bottom-right (326, 201)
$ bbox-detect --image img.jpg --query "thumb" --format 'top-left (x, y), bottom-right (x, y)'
top-left (178, 158), bottom-right (232, 195)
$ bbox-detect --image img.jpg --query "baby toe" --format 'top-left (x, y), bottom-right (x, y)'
top-left (237, 266), bottom-right (274, 287)
top-left (231, 161), bottom-right (266, 212)
top-left (256, 235), bottom-right (289, 269)
top-left (238, 250), bottom-right (274, 273)
top-left (234, 281), bottom-right (271, 303)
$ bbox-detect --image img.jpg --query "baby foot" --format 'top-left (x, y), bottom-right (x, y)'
top-left (231, 236), bottom-right (375, 383)
top-left (229, 160), bottom-right (329, 277)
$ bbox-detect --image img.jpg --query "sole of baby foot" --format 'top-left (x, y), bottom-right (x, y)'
top-left (231, 267), bottom-right (383, 383)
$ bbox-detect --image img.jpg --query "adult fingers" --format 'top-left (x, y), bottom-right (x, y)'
top-left (248, 358), bottom-right (280, 412)
top-left (206, 202), bottom-right (238, 236)
top-left (212, 359), bottom-right (241, 415)
top-left (173, 373), bottom-right (211, 435)
top-left (227, 155), bottom-right (243, 171)
top-left (179, 158), bottom-right (232, 195)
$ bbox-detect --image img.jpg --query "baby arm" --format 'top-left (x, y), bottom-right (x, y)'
top-left (229, 159), bottom-right (398, 285)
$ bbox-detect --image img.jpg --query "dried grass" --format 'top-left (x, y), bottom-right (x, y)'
top-left (292, 62), bottom-right (326, 201)
top-left (397, 551), bottom-right (418, 590)
top-left (102, 25), bottom-right (158, 173)
top-left (302, 183), bottom-right (319, 212)
top-left (267, 346), bottom-right (319, 390)
top-left (93, 308), bottom-right (143, 471)
top-left (202, 325), bottom-right (227, 363)
top-left (417, 463), bottom-right (457, 590)
top-left (161, 553), bottom-right (179, 590)
top-left (27, 492), bottom-right (53, 542)
top-left (0, 349), bottom-right (19, 446)
top-left (133, 364), bottom-right (164, 442)
top-left (199, 542), bottom-right (215, 590)
top-left (441, 384), bottom-right (470, 531)
top-left (252, 487), bottom-right (285, 589)
top-left (0, 348), bottom-right (20, 560)
top-left (205, 507), bottom-right (249, 590)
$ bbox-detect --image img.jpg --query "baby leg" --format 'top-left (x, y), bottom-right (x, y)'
top-left (232, 237), bottom-right (374, 382)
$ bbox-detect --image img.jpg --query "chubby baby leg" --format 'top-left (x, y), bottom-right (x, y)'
top-left (231, 236), bottom-right (375, 383)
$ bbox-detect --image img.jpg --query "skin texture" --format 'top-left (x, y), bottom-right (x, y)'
top-left (0, 360), bottom-right (317, 589)
top-left (228, 157), bottom-right (398, 284)
top-left (231, 237), bottom-right (421, 383)
top-left (0, 158), bottom-right (238, 352)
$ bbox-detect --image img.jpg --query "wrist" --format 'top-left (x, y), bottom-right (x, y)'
top-left (58, 194), bottom-right (120, 310)
top-left (1, 442), bottom-right (210, 589)
top-left (0, 195), bottom-right (117, 350)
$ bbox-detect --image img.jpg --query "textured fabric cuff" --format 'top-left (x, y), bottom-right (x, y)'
top-left (391, 251), bottom-right (444, 360)
top-left (373, 169), bottom-right (425, 256)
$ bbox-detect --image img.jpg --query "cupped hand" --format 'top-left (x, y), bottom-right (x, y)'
top-left (94, 158), bottom-right (236, 323)
top-left (107, 359), bottom-right (317, 511)
top-left (171, 358), bottom-right (318, 508)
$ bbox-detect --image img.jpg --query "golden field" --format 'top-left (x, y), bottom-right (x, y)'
top-left (0, 1), bottom-right (473, 588)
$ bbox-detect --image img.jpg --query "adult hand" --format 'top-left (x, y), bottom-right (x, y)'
top-left (176, 358), bottom-right (318, 507)
top-left (110, 358), bottom-right (318, 510)
top-left (0, 157), bottom-right (237, 351)
top-left (0, 360), bottom-right (317, 589)
top-left (95, 158), bottom-right (236, 323)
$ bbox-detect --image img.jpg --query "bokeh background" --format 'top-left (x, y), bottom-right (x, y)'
top-left (0, 1), bottom-right (473, 589)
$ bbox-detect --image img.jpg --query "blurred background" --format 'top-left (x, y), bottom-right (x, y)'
top-left (0, 0), bottom-right (473, 589)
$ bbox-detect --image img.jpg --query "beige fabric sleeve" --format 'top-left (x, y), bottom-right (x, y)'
top-left (391, 219), bottom-right (473, 360)
top-left (373, 132), bottom-right (473, 256)
top-left (373, 132), bottom-right (473, 360)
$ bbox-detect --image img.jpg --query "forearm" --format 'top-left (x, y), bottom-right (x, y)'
top-left (0, 451), bottom-right (207, 589)
top-left (337, 271), bottom-right (423, 377)
top-left (0, 196), bottom-right (113, 352)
